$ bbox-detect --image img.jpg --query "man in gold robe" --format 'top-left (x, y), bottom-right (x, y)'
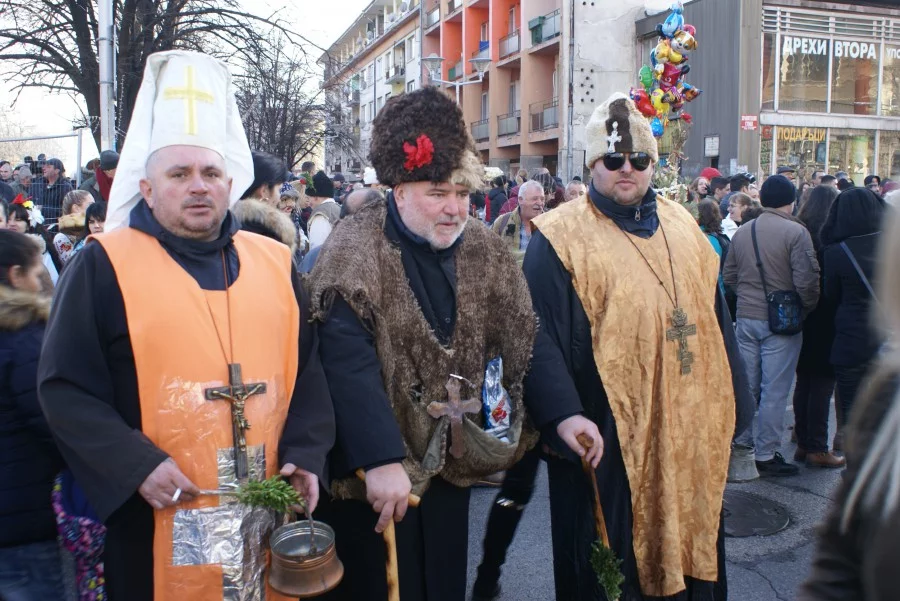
top-left (524, 93), bottom-right (734, 600)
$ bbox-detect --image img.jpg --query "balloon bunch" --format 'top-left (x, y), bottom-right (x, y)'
top-left (630, 2), bottom-right (702, 138)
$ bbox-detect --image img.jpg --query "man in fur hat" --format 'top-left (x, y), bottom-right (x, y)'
top-left (524, 92), bottom-right (736, 600)
top-left (308, 86), bottom-right (602, 601)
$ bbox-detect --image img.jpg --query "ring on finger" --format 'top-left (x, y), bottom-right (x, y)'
top-left (172, 488), bottom-right (182, 503)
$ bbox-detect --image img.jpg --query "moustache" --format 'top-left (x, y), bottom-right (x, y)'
top-left (181, 197), bottom-right (215, 209)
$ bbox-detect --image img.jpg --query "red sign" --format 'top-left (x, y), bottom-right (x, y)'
top-left (741, 115), bottom-right (759, 131)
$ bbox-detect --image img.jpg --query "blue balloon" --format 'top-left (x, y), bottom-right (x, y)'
top-left (656, 5), bottom-right (684, 39)
top-left (651, 117), bottom-right (665, 138)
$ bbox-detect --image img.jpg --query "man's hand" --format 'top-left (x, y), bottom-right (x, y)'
top-left (364, 463), bottom-right (412, 534)
top-left (557, 415), bottom-right (604, 468)
top-left (138, 458), bottom-right (200, 509)
top-left (281, 464), bottom-right (320, 514)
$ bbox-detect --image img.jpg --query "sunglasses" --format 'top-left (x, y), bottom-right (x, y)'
top-left (602, 152), bottom-right (652, 172)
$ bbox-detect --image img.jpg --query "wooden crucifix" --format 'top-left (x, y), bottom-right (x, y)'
top-left (665, 307), bottom-right (697, 375)
top-left (204, 364), bottom-right (267, 480)
top-left (427, 376), bottom-right (481, 459)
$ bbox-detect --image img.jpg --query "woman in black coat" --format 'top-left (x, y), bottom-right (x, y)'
top-left (487, 176), bottom-right (509, 225)
top-left (793, 185), bottom-right (843, 467)
top-left (820, 187), bottom-right (887, 428)
top-left (0, 230), bottom-right (66, 598)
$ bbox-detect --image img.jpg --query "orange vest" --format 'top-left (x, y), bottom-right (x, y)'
top-left (95, 227), bottom-right (299, 601)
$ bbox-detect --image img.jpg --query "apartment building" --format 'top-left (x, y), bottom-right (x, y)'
top-left (323, 0), bottom-right (662, 181)
top-left (320, 0), bottom-right (424, 179)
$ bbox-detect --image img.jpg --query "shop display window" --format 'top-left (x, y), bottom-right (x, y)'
top-left (878, 131), bottom-right (900, 180)
top-left (761, 33), bottom-right (776, 111)
top-left (778, 35), bottom-right (828, 112)
top-left (828, 128), bottom-right (875, 183)
top-left (775, 126), bottom-right (826, 177)
top-left (882, 46), bottom-right (900, 117)
top-left (830, 40), bottom-right (878, 115)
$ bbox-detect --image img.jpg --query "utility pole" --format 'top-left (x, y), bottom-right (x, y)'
top-left (98, 0), bottom-right (116, 150)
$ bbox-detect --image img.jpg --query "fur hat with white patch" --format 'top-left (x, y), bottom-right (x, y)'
top-left (585, 92), bottom-right (659, 168)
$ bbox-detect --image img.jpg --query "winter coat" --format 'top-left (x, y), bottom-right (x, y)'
top-left (52, 212), bottom-right (87, 267)
top-left (824, 232), bottom-right (882, 367)
top-left (79, 175), bottom-right (102, 203)
top-left (0, 285), bottom-right (62, 547)
top-left (723, 209), bottom-right (820, 322)
top-left (487, 188), bottom-right (508, 224)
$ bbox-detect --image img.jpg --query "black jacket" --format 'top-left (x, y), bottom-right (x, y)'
top-left (824, 233), bottom-right (881, 367)
top-left (487, 188), bottom-right (508, 224)
top-left (0, 286), bottom-right (61, 547)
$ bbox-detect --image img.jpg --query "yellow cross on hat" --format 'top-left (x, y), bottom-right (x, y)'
top-left (163, 65), bottom-right (215, 136)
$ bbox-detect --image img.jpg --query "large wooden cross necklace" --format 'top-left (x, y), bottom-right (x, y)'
top-left (201, 251), bottom-right (267, 480)
top-left (618, 220), bottom-right (697, 375)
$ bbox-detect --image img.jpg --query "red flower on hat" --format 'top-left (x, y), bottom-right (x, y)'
top-left (11, 193), bottom-right (27, 205)
top-left (403, 134), bottom-right (435, 171)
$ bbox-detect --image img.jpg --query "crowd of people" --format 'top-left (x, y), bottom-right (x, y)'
top-left (1, 47), bottom-right (898, 601)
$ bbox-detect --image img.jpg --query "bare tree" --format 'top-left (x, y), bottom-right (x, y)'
top-left (235, 36), bottom-right (326, 170)
top-left (0, 0), bottom-right (312, 151)
top-left (0, 110), bottom-right (65, 163)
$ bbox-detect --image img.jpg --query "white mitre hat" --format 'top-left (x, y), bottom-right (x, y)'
top-left (105, 50), bottom-right (253, 231)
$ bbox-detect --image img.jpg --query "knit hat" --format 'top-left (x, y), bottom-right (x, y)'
top-left (700, 167), bottom-right (721, 180)
top-left (368, 86), bottom-right (482, 189)
top-left (760, 175), bottom-right (796, 208)
top-left (307, 170), bottom-right (334, 198)
top-left (99, 150), bottom-right (119, 171)
top-left (585, 92), bottom-right (658, 168)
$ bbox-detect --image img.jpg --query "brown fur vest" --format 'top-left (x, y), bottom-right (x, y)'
top-left (308, 201), bottom-right (537, 500)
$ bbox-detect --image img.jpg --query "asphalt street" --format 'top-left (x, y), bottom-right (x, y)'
top-left (465, 402), bottom-right (844, 601)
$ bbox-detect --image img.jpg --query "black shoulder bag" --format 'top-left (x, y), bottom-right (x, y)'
top-left (751, 220), bottom-right (803, 335)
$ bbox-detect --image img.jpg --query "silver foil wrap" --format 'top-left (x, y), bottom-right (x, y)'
top-left (171, 445), bottom-right (283, 601)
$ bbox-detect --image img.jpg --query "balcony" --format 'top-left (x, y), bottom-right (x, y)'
top-left (498, 110), bottom-right (521, 136)
top-left (529, 98), bottom-right (558, 131)
top-left (471, 118), bottom-right (490, 141)
top-left (350, 89), bottom-right (361, 105)
top-left (530, 9), bottom-right (561, 48)
top-left (386, 65), bottom-right (406, 84)
top-left (472, 42), bottom-right (489, 61)
top-left (448, 60), bottom-right (463, 80)
top-left (425, 6), bottom-right (440, 28)
top-left (499, 31), bottom-right (520, 59)
top-left (447, 0), bottom-right (462, 14)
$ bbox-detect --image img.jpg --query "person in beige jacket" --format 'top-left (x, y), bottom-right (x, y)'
top-left (724, 174), bottom-right (820, 477)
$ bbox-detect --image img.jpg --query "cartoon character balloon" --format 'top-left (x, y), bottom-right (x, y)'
top-left (637, 1), bottom-right (702, 137)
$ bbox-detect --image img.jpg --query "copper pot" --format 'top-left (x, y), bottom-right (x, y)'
top-left (269, 521), bottom-right (344, 598)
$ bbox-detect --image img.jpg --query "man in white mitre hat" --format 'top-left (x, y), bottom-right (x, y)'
top-left (38, 50), bottom-right (335, 601)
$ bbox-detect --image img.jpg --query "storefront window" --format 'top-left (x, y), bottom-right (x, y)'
top-left (760, 125), bottom-right (774, 176)
top-left (778, 35), bottom-right (829, 112)
top-left (882, 46), bottom-right (900, 117)
top-left (761, 33), bottom-right (776, 111)
top-left (775, 126), bottom-right (826, 177)
top-left (830, 40), bottom-right (878, 115)
top-left (878, 131), bottom-right (900, 180)
top-left (828, 128), bottom-right (875, 183)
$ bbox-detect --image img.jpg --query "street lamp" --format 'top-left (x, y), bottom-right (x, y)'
top-left (423, 53), bottom-right (491, 104)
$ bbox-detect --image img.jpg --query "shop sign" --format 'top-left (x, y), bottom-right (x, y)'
top-left (741, 115), bottom-right (758, 131)
top-left (777, 126), bottom-right (826, 143)
top-left (782, 35), bottom-right (877, 60)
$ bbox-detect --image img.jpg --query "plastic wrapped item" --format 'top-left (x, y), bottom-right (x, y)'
top-left (482, 357), bottom-right (511, 441)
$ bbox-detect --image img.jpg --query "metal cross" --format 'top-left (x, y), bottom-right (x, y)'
top-left (204, 364), bottom-right (267, 480)
top-left (606, 121), bottom-right (622, 153)
top-left (163, 65), bottom-right (215, 136)
top-left (427, 377), bottom-right (481, 459)
top-left (665, 307), bottom-right (697, 375)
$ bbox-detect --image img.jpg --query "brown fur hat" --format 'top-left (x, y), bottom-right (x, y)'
top-left (586, 92), bottom-right (659, 168)
top-left (369, 86), bottom-right (482, 188)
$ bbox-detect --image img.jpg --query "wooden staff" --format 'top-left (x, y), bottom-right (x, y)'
top-left (355, 469), bottom-right (422, 601)
top-left (576, 434), bottom-right (610, 548)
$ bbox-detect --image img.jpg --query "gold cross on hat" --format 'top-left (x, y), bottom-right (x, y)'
top-left (163, 65), bottom-right (215, 136)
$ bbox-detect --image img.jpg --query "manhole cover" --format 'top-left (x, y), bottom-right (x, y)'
top-left (723, 490), bottom-right (790, 537)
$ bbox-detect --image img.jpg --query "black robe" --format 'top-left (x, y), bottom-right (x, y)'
top-left (522, 223), bottom-right (730, 601)
top-left (37, 201), bottom-right (335, 601)
top-left (314, 196), bottom-right (580, 601)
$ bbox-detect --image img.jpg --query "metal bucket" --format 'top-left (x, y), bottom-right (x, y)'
top-left (269, 521), bottom-right (344, 598)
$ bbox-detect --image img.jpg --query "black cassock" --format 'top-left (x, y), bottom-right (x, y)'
top-left (314, 203), bottom-right (579, 601)
top-left (521, 229), bottom-right (751, 601)
top-left (37, 203), bottom-right (336, 601)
